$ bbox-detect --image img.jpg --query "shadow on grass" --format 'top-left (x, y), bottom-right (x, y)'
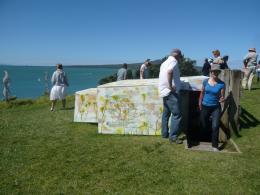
top-left (65, 106), bottom-right (74, 110)
top-left (239, 107), bottom-right (260, 129)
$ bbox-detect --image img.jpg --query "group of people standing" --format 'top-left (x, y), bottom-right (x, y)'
top-left (116, 59), bottom-right (151, 81)
top-left (158, 49), bottom-right (225, 151)
top-left (158, 47), bottom-right (259, 151)
top-left (202, 49), bottom-right (229, 76)
top-left (2, 47), bottom-right (258, 151)
top-left (48, 49), bottom-right (227, 151)
top-left (202, 48), bottom-right (260, 91)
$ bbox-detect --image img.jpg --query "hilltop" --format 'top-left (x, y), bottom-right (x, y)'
top-left (0, 81), bottom-right (260, 194)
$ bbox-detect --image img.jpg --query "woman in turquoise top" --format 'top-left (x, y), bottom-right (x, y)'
top-left (199, 64), bottom-right (225, 151)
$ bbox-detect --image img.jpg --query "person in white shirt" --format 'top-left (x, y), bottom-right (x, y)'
top-left (212, 49), bottom-right (224, 65)
top-left (158, 49), bottom-right (183, 144)
top-left (140, 59), bottom-right (150, 79)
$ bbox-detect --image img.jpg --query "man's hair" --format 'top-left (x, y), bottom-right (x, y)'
top-left (56, 64), bottom-right (63, 69)
top-left (123, 63), bottom-right (127, 69)
top-left (171, 48), bottom-right (182, 56)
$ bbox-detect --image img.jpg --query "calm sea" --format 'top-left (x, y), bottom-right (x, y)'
top-left (0, 65), bottom-right (118, 99)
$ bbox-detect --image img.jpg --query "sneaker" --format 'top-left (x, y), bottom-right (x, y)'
top-left (50, 107), bottom-right (54, 111)
top-left (169, 138), bottom-right (183, 144)
top-left (162, 135), bottom-right (169, 139)
top-left (212, 147), bottom-right (219, 152)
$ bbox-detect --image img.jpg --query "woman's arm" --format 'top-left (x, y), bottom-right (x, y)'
top-left (140, 66), bottom-right (144, 79)
top-left (51, 72), bottom-right (56, 85)
top-left (219, 88), bottom-right (225, 103)
top-left (64, 73), bottom-right (69, 87)
top-left (199, 86), bottom-right (204, 111)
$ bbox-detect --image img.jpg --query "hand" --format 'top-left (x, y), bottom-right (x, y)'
top-left (169, 86), bottom-right (176, 92)
top-left (219, 96), bottom-right (225, 103)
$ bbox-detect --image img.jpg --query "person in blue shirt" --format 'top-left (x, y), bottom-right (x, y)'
top-left (199, 64), bottom-right (225, 152)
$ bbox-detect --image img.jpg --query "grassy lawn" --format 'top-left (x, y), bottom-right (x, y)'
top-left (1, 82), bottom-right (260, 194)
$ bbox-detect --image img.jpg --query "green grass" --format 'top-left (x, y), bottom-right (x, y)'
top-left (1, 82), bottom-right (260, 195)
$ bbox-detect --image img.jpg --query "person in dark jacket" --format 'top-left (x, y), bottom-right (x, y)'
top-left (220, 55), bottom-right (229, 69)
top-left (202, 58), bottom-right (211, 76)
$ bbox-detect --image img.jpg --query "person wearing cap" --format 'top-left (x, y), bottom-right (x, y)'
top-left (199, 64), bottom-right (225, 152)
top-left (242, 48), bottom-right (258, 90)
top-left (158, 49), bottom-right (183, 144)
top-left (140, 59), bottom-right (151, 79)
top-left (50, 64), bottom-right (69, 111)
top-left (117, 63), bottom-right (128, 81)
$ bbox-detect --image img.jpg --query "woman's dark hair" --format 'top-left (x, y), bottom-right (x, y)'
top-left (56, 63), bottom-right (63, 69)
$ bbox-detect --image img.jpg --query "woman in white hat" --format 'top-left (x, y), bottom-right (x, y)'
top-left (199, 64), bottom-right (225, 152)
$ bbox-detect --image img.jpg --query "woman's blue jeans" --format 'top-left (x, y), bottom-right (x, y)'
top-left (162, 92), bottom-right (182, 140)
top-left (200, 105), bottom-right (221, 148)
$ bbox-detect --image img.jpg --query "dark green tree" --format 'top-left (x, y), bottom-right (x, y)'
top-left (98, 73), bottom-right (117, 85)
top-left (149, 63), bottom-right (160, 78)
top-left (135, 65), bottom-right (141, 78)
top-left (126, 69), bottom-right (133, 79)
top-left (179, 55), bottom-right (199, 76)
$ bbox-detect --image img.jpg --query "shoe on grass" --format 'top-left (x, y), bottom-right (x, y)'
top-left (169, 138), bottom-right (183, 144)
top-left (212, 147), bottom-right (219, 152)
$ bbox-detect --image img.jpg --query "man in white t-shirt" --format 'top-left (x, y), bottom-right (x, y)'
top-left (158, 49), bottom-right (183, 144)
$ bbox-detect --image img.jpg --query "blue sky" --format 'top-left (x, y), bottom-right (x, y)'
top-left (0, 0), bottom-right (259, 67)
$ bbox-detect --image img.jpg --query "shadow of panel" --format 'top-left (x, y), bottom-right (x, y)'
top-left (239, 107), bottom-right (260, 129)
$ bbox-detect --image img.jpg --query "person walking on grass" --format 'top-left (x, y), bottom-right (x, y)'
top-left (50, 64), bottom-right (69, 111)
top-left (117, 63), bottom-right (127, 81)
top-left (199, 64), bottom-right (225, 152)
top-left (158, 49), bottom-right (183, 144)
top-left (242, 48), bottom-right (258, 90)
